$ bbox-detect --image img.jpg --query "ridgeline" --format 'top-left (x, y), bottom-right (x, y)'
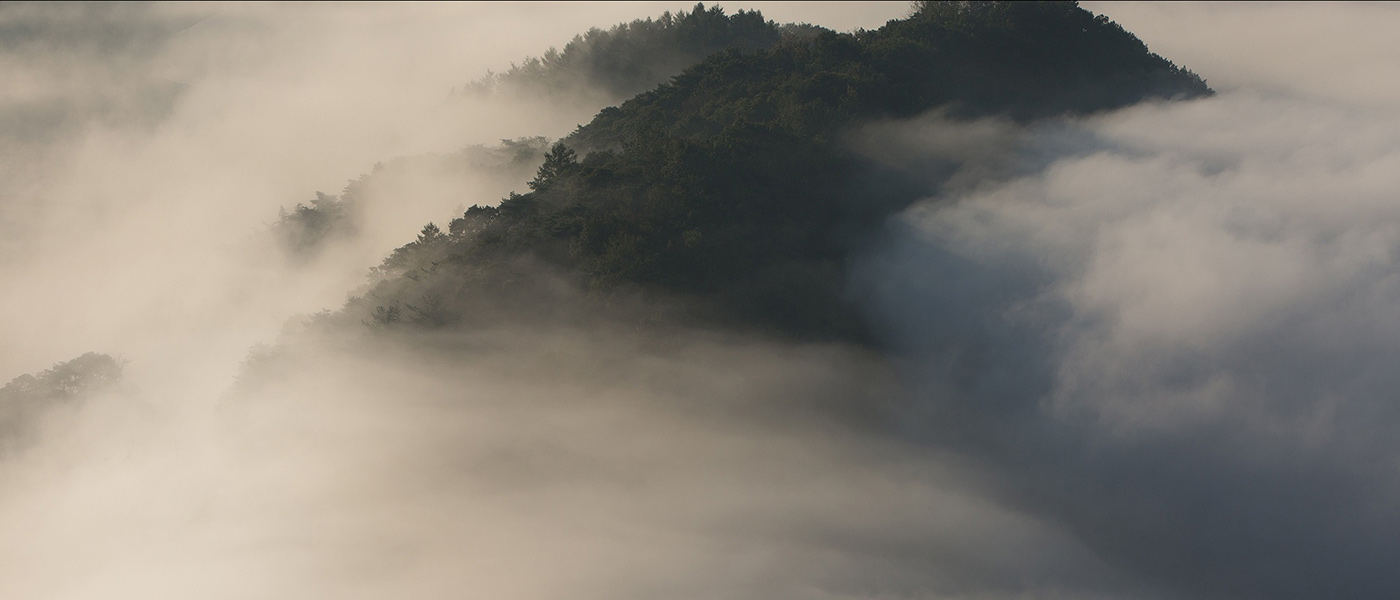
top-left (333, 1), bottom-right (1209, 341)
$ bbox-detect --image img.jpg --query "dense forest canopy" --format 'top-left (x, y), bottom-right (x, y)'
top-left (336, 0), bottom-right (1208, 341)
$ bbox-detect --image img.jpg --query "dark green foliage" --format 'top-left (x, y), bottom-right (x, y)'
top-left (460, 3), bottom-right (783, 103)
top-left (0, 352), bottom-right (122, 446)
top-left (528, 142), bottom-right (580, 191)
top-left (358, 1), bottom-right (1210, 341)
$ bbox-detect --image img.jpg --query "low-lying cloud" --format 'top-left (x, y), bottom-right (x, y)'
top-left (0, 323), bottom-right (1152, 600)
top-left (859, 90), bottom-right (1400, 598)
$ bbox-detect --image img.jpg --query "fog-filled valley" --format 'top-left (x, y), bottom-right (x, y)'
top-left (5, 2), bottom-right (1400, 599)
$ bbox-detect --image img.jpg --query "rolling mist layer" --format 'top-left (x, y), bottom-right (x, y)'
top-left (4, 3), bottom-right (1400, 600)
top-left (858, 90), bottom-right (1400, 598)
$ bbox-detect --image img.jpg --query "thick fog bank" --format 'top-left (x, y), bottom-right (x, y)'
top-left (857, 91), bottom-right (1400, 598)
top-left (0, 324), bottom-right (1162, 600)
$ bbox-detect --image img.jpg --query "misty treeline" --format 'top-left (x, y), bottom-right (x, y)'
top-left (454, 3), bottom-right (817, 104)
top-left (300, 0), bottom-right (1208, 341)
top-left (0, 353), bottom-right (121, 449)
top-left (271, 137), bottom-right (550, 259)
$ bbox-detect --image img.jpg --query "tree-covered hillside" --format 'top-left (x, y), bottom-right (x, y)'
top-left (343, 1), bottom-right (1210, 341)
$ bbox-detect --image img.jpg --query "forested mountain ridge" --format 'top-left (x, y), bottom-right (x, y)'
top-left (341, 1), bottom-right (1210, 341)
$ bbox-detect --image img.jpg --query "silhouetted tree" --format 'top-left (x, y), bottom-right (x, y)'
top-left (528, 142), bottom-right (579, 191)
